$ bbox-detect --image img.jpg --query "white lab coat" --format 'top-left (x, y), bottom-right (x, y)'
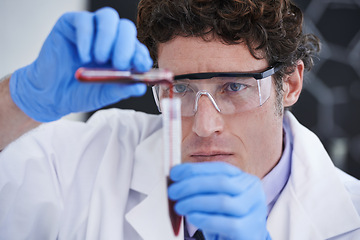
top-left (0, 109), bottom-right (359, 240)
top-left (267, 113), bottom-right (360, 239)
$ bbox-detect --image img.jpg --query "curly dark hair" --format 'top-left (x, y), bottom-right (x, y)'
top-left (137, 0), bottom-right (320, 113)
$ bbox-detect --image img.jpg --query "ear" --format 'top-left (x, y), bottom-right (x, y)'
top-left (283, 60), bottom-right (304, 107)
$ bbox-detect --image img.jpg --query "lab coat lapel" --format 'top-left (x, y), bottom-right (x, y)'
top-left (267, 112), bottom-right (360, 239)
top-left (125, 129), bottom-right (183, 240)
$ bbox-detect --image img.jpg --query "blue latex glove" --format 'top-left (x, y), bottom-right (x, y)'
top-left (168, 162), bottom-right (272, 240)
top-left (9, 7), bottom-right (153, 122)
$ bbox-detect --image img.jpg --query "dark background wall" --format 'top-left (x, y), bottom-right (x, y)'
top-left (88, 0), bottom-right (360, 179)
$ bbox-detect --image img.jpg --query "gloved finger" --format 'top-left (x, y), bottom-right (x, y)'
top-left (187, 212), bottom-right (267, 239)
top-left (112, 19), bottom-right (137, 70)
top-left (203, 232), bottom-right (231, 240)
top-left (93, 7), bottom-right (119, 64)
top-left (170, 162), bottom-right (242, 181)
top-left (55, 12), bottom-right (77, 44)
top-left (74, 11), bottom-right (95, 63)
top-left (202, 232), bottom-right (219, 240)
top-left (175, 194), bottom-right (241, 216)
top-left (168, 173), bottom-right (258, 200)
top-left (56, 11), bottom-right (94, 63)
top-left (202, 232), bottom-right (229, 240)
top-left (174, 185), bottom-right (265, 217)
top-left (187, 212), bottom-right (241, 238)
top-left (131, 40), bottom-right (153, 72)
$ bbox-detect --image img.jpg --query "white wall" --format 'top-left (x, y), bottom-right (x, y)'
top-left (0, 0), bottom-right (87, 120)
top-left (0, 0), bottom-right (87, 77)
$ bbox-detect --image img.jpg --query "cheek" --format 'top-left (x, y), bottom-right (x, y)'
top-left (180, 117), bottom-right (194, 163)
top-left (181, 116), bottom-right (193, 141)
top-left (226, 97), bottom-right (282, 152)
top-left (223, 113), bottom-right (254, 145)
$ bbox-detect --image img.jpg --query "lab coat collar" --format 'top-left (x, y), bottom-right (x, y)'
top-left (267, 112), bottom-right (360, 239)
top-left (125, 129), bottom-right (183, 240)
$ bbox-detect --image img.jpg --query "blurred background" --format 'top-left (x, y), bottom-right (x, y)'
top-left (1, 0), bottom-right (359, 178)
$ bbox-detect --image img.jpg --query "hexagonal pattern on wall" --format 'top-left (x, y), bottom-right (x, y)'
top-left (292, 0), bottom-right (360, 178)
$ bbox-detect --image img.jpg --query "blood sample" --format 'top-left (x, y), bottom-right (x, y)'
top-left (167, 177), bottom-right (182, 236)
top-left (75, 67), bottom-right (173, 85)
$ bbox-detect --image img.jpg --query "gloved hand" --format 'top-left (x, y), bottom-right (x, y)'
top-left (9, 7), bottom-right (153, 122)
top-left (168, 162), bottom-right (272, 240)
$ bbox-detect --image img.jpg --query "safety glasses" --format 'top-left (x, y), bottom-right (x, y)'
top-left (152, 64), bottom-right (282, 116)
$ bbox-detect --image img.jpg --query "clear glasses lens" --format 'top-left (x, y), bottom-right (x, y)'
top-left (152, 75), bottom-right (272, 116)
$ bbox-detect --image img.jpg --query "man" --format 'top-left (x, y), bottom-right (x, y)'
top-left (0, 1), bottom-right (359, 240)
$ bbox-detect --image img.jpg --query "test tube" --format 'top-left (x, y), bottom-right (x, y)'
top-left (161, 97), bottom-right (182, 236)
top-left (75, 67), bottom-right (173, 85)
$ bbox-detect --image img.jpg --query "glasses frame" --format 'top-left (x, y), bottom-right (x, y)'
top-left (153, 63), bottom-right (282, 113)
top-left (173, 63), bottom-right (282, 81)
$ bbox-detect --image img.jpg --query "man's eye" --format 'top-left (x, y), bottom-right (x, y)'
top-left (225, 82), bottom-right (246, 92)
top-left (173, 84), bottom-right (188, 93)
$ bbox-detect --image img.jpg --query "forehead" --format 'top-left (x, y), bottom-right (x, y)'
top-left (157, 36), bottom-right (268, 75)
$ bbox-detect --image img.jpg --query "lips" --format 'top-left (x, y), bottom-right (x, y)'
top-left (189, 152), bottom-right (234, 162)
top-left (182, 136), bottom-right (237, 163)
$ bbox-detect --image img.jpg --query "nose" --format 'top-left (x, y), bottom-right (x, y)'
top-left (192, 94), bottom-right (225, 137)
top-left (193, 91), bottom-right (220, 113)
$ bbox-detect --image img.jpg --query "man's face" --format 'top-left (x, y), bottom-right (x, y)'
top-left (157, 37), bottom-right (284, 178)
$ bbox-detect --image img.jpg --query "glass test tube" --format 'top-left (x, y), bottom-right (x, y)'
top-left (75, 67), bottom-right (173, 85)
top-left (161, 97), bottom-right (182, 236)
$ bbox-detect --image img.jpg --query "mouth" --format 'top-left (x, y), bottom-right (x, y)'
top-left (189, 153), bottom-right (234, 162)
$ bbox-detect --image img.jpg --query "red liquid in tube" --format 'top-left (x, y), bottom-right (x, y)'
top-left (75, 67), bottom-right (173, 85)
top-left (169, 82), bottom-right (173, 98)
top-left (167, 176), bottom-right (182, 236)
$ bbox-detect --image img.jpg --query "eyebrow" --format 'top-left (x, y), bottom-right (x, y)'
top-left (174, 63), bottom-right (282, 80)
